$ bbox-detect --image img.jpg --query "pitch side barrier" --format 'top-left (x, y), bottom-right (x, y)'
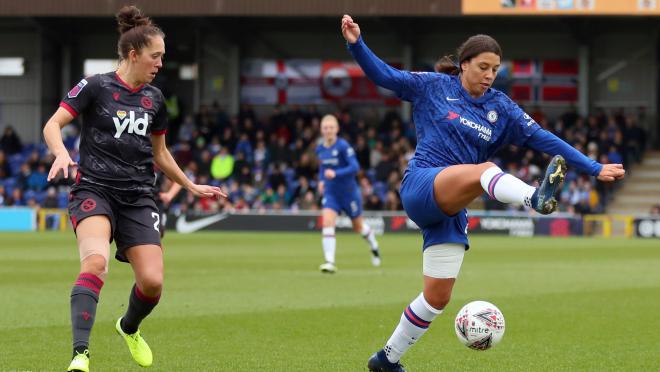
top-left (168, 210), bottom-right (584, 237)
top-left (634, 217), bottom-right (660, 238)
top-left (3, 207), bottom-right (653, 237)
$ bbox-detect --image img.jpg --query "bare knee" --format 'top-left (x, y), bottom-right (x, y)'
top-left (423, 290), bottom-right (452, 310)
top-left (137, 273), bottom-right (163, 297)
top-left (423, 277), bottom-right (455, 310)
top-left (80, 255), bottom-right (107, 277)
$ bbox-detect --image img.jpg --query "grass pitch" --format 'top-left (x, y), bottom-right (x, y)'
top-left (0, 231), bottom-right (658, 371)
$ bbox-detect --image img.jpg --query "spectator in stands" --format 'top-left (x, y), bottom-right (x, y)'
top-left (623, 115), bottom-right (646, 163)
top-left (15, 163), bottom-right (32, 191)
top-left (291, 176), bottom-right (314, 204)
top-left (354, 135), bottom-right (370, 169)
top-left (235, 132), bottom-right (253, 162)
top-left (210, 146), bottom-right (234, 181)
top-left (268, 164), bottom-right (287, 191)
top-left (0, 126), bottom-right (23, 155)
top-left (5, 188), bottom-right (24, 206)
top-left (374, 151), bottom-right (397, 182)
top-left (253, 140), bottom-right (269, 170)
top-left (177, 114), bottom-right (196, 143)
top-left (650, 204), bottom-right (660, 216)
top-left (275, 184), bottom-right (291, 207)
top-left (0, 150), bottom-right (11, 178)
top-left (294, 152), bottom-right (317, 181)
top-left (27, 164), bottom-right (48, 191)
top-left (383, 190), bottom-right (402, 211)
top-left (269, 135), bottom-right (292, 165)
top-left (365, 194), bottom-right (383, 211)
top-left (296, 190), bottom-right (318, 210)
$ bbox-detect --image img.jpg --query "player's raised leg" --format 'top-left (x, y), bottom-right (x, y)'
top-left (434, 157), bottom-right (566, 216)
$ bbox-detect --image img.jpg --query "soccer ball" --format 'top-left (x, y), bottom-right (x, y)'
top-left (454, 300), bottom-right (505, 350)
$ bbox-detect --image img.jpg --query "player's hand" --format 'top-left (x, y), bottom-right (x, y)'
top-left (159, 192), bottom-right (173, 205)
top-left (188, 184), bottom-right (227, 199)
top-left (318, 181), bottom-right (325, 195)
top-left (47, 152), bottom-right (77, 181)
top-left (341, 14), bottom-right (360, 44)
top-left (597, 163), bottom-right (625, 182)
top-left (324, 169), bottom-right (336, 179)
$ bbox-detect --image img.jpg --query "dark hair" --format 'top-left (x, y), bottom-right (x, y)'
top-left (435, 34), bottom-right (502, 75)
top-left (116, 5), bottom-right (165, 60)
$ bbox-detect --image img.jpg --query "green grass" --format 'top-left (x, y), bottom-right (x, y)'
top-left (0, 232), bottom-right (659, 371)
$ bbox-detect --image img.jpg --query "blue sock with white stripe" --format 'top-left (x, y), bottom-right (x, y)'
top-left (480, 165), bottom-right (536, 208)
top-left (383, 293), bottom-right (443, 363)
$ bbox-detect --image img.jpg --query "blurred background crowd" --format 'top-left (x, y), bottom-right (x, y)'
top-left (0, 102), bottom-right (650, 217)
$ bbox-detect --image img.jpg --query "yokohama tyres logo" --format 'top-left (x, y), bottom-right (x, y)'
top-left (446, 111), bottom-right (492, 141)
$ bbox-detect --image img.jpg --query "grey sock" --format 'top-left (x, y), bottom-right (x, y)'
top-left (121, 284), bottom-right (160, 334)
top-left (70, 275), bottom-right (102, 355)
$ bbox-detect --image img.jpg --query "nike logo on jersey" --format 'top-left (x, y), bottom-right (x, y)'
top-left (446, 97), bottom-right (460, 101)
top-left (112, 110), bottom-right (150, 138)
top-left (175, 213), bottom-right (228, 233)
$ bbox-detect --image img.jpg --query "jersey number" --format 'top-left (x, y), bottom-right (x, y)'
top-left (151, 212), bottom-right (160, 232)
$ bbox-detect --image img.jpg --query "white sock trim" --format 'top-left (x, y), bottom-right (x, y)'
top-left (361, 223), bottom-right (370, 236)
top-left (419, 293), bottom-right (444, 315)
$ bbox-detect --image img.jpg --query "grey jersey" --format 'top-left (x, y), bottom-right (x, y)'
top-left (60, 72), bottom-right (168, 194)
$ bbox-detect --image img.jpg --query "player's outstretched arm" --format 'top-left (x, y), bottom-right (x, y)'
top-left (44, 107), bottom-right (77, 181)
top-left (151, 134), bottom-right (226, 199)
top-left (525, 129), bottom-right (625, 182)
top-left (341, 14), bottom-right (410, 95)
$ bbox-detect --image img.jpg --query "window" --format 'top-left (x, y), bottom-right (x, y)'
top-left (84, 59), bottom-right (118, 76)
top-left (0, 58), bottom-right (25, 76)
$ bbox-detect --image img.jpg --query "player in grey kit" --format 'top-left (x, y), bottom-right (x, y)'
top-left (43, 6), bottom-right (225, 371)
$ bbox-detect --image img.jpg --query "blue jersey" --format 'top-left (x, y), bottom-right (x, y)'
top-left (316, 138), bottom-right (360, 195)
top-left (348, 36), bottom-right (602, 250)
top-left (348, 36), bottom-right (602, 176)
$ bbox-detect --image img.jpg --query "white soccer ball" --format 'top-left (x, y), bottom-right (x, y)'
top-left (454, 300), bottom-right (505, 350)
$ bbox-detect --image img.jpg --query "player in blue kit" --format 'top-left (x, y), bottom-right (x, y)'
top-left (316, 114), bottom-right (381, 273)
top-left (340, 15), bottom-right (626, 371)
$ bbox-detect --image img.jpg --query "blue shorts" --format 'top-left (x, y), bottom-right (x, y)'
top-left (322, 188), bottom-right (363, 219)
top-left (400, 166), bottom-right (469, 250)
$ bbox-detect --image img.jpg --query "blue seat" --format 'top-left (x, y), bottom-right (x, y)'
top-left (34, 190), bottom-right (48, 205)
top-left (58, 192), bottom-right (70, 208)
top-left (21, 144), bottom-right (35, 157)
top-left (24, 190), bottom-right (37, 202)
top-left (8, 154), bottom-right (24, 176)
top-left (3, 177), bottom-right (17, 189)
top-left (366, 169), bottom-right (377, 183)
top-left (37, 143), bottom-right (49, 157)
top-left (373, 181), bottom-right (388, 200)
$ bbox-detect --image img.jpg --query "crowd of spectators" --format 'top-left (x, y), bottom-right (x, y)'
top-left (0, 102), bottom-right (650, 219)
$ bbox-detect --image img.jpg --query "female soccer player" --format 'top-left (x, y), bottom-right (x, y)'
top-left (44, 6), bottom-right (225, 371)
top-left (316, 114), bottom-right (381, 273)
top-left (340, 15), bottom-right (625, 371)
